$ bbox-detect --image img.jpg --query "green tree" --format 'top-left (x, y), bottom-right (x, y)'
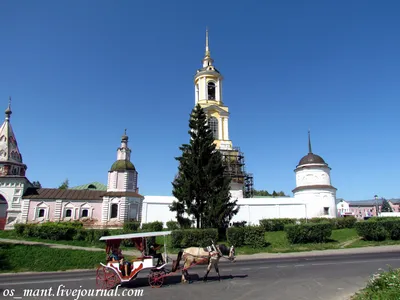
top-left (32, 181), bottom-right (42, 188)
top-left (58, 179), bottom-right (69, 190)
top-left (170, 104), bottom-right (239, 229)
top-left (381, 199), bottom-right (393, 212)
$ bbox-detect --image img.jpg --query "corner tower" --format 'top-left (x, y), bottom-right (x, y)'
top-left (292, 131), bottom-right (337, 217)
top-left (193, 29), bottom-right (254, 197)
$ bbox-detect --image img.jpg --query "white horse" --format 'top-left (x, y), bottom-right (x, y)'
top-left (171, 242), bottom-right (236, 283)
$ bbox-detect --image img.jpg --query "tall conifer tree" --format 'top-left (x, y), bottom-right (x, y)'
top-left (170, 104), bottom-right (239, 229)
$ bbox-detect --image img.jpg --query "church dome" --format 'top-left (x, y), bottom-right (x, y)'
top-left (110, 160), bottom-right (136, 172)
top-left (298, 153), bottom-right (326, 166)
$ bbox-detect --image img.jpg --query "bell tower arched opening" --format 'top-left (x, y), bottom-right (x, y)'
top-left (207, 82), bottom-right (216, 100)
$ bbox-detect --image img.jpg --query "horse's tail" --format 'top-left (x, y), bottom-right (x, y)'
top-left (172, 249), bottom-right (183, 272)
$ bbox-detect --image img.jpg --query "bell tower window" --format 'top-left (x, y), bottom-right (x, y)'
top-left (207, 82), bottom-right (216, 100)
top-left (209, 117), bottom-right (218, 139)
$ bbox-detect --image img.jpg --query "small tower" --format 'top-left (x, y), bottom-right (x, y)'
top-left (107, 130), bottom-right (138, 193)
top-left (0, 98), bottom-right (31, 229)
top-left (192, 29), bottom-right (254, 197)
top-left (292, 131), bottom-right (337, 218)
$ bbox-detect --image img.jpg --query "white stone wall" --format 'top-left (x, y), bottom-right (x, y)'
top-left (295, 166), bottom-right (331, 187)
top-left (294, 189), bottom-right (337, 218)
top-left (140, 195), bottom-right (328, 227)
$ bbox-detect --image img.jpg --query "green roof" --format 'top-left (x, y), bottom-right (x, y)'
top-left (110, 160), bottom-right (136, 172)
top-left (71, 182), bottom-right (107, 191)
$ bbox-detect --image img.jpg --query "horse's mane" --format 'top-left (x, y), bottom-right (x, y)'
top-left (217, 244), bottom-right (230, 256)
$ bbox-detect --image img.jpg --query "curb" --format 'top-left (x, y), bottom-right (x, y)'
top-left (234, 245), bottom-right (400, 260)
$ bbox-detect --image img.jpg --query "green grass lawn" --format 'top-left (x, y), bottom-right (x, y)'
top-left (0, 243), bottom-right (107, 273)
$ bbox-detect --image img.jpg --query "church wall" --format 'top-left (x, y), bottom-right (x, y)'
top-left (27, 200), bottom-right (56, 222)
top-left (27, 199), bottom-right (103, 224)
top-left (295, 167), bottom-right (331, 187)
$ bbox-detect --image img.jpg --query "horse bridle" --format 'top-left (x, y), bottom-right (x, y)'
top-left (210, 240), bottom-right (235, 261)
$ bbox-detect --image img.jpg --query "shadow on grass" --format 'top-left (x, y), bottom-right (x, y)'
top-left (325, 239), bottom-right (339, 243)
top-left (0, 243), bottom-right (12, 271)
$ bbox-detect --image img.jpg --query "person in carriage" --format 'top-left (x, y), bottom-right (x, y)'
top-left (109, 246), bottom-right (131, 276)
top-left (148, 241), bottom-right (165, 266)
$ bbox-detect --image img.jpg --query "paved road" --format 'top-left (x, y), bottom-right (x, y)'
top-left (1, 252), bottom-right (400, 300)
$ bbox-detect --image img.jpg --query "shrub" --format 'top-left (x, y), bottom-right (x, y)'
top-left (226, 227), bottom-right (245, 247)
top-left (84, 229), bottom-right (111, 244)
top-left (285, 222), bottom-right (333, 244)
top-left (243, 226), bottom-right (267, 248)
top-left (259, 218), bottom-right (296, 231)
top-left (141, 221), bottom-right (163, 232)
top-left (14, 224), bottom-right (26, 235)
top-left (123, 221), bottom-right (140, 232)
top-left (355, 221), bottom-right (387, 241)
top-left (333, 216), bottom-right (358, 229)
top-left (170, 228), bottom-right (218, 248)
top-left (166, 221), bottom-right (179, 230)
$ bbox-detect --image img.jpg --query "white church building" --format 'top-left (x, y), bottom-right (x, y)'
top-left (0, 31), bottom-right (338, 230)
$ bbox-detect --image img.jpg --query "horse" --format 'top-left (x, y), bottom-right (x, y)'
top-left (171, 242), bottom-right (236, 283)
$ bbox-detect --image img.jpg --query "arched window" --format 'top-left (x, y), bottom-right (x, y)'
top-left (209, 117), bottom-right (218, 139)
top-left (81, 209), bottom-right (88, 217)
top-left (110, 204), bottom-right (118, 218)
top-left (87, 184), bottom-right (96, 190)
top-left (207, 82), bottom-right (216, 100)
top-left (38, 209), bottom-right (45, 218)
top-left (65, 209), bottom-right (72, 217)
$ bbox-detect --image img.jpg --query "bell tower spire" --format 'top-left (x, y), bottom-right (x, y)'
top-left (308, 129), bottom-right (312, 154)
top-left (203, 27), bottom-right (214, 67)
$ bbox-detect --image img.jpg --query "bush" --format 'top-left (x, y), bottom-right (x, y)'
top-left (141, 221), bottom-right (163, 232)
top-left (170, 228), bottom-right (218, 248)
top-left (226, 225), bottom-right (266, 248)
top-left (355, 221), bottom-right (387, 241)
top-left (285, 222), bottom-right (333, 244)
top-left (259, 218), bottom-right (296, 231)
top-left (166, 221), bottom-right (179, 230)
top-left (333, 216), bottom-right (358, 229)
top-left (243, 226), bottom-right (267, 248)
top-left (226, 227), bottom-right (245, 247)
top-left (123, 221), bottom-right (140, 232)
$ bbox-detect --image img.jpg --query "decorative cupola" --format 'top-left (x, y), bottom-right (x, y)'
top-left (107, 130), bottom-right (138, 192)
top-left (293, 130), bottom-right (336, 191)
top-left (0, 97), bottom-right (27, 177)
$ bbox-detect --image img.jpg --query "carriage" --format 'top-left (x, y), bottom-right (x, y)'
top-left (96, 230), bottom-right (172, 289)
top-left (96, 230), bottom-right (236, 290)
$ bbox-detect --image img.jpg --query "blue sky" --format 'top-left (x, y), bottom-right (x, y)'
top-left (0, 0), bottom-right (399, 201)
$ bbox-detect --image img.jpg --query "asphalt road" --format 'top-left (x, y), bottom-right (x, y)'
top-left (1, 252), bottom-right (400, 300)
